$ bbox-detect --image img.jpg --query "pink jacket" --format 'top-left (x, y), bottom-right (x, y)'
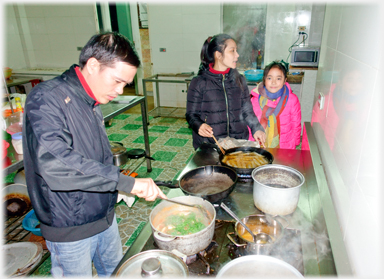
top-left (248, 82), bottom-right (301, 149)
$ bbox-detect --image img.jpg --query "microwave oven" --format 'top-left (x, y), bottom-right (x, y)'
top-left (290, 47), bottom-right (320, 67)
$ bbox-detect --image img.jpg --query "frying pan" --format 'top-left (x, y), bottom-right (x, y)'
top-left (219, 147), bottom-right (274, 178)
top-left (155, 165), bottom-right (238, 203)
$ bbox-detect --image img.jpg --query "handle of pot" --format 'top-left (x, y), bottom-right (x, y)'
top-left (153, 231), bottom-right (177, 242)
top-left (154, 180), bottom-right (179, 188)
top-left (227, 232), bottom-right (246, 247)
top-left (273, 215), bottom-right (290, 229)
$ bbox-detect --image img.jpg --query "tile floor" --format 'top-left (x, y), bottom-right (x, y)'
top-left (29, 109), bottom-right (195, 277)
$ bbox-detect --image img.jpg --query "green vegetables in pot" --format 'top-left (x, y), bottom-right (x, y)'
top-left (160, 211), bottom-right (209, 236)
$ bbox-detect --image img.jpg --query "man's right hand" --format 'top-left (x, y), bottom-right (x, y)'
top-left (131, 178), bottom-right (167, 201)
top-left (198, 123), bottom-right (213, 138)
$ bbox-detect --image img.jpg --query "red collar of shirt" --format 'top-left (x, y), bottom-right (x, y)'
top-left (75, 66), bottom-right (100, 106)
top-left (209, 63), bottom-right (230, 74)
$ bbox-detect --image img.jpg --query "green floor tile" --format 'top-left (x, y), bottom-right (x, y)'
top-left (164, 138), bottom-right (188, 147)
top-left (159, 117), bottom-right (178, 124)
top-left (116, 217), bottom-right (122, 223)
top-left (185, 153), bottom-right (194, 164)
top-left (108, 134), bottom-right (128, 141)
top-left (149, 125), bottom-right (169, 133)
top-left (136, 166), bottom-right (163, 180)
top-left (176, 127), bottom-right (192, 135)
top-left (132, 136), bottom-right (157, 144)
top-left (124, 221), bottom-right (147, 246)
top-left (152, 150), bottom-right (177, 162)
top-left (121, 123), bottom-right (142, 131)
top-left (134, 115), bottom-right (154, 122)
top-left (114, 114), bottom-right (130, 120)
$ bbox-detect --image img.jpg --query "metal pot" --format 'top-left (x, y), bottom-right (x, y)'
top-left (155, 165), bottom-right (238, 204)
top-left (252, 164), bottom-right (305, 216)
top-left (216, 255), bottom-right (304, 278)
top-left (227, 214), bottom-right (287, 255)
top-left (149, 196), bottom-right (216, 256)
top-left (219, 147), bottom-right (273, 179)
top-left (111, 143), bottom-right (128, 166)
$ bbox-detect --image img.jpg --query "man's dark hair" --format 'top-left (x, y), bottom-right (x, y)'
top-left (79, 32), bottom-right (141, 69)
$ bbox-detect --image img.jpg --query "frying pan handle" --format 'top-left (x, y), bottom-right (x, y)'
top-left (227, 232), bottom-right (246, 247)
top-left (154, 180), bottom-right (179, 188)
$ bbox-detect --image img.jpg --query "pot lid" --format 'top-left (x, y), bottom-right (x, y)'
top-left (111, 145), bottom-right (126, 155)
top-left (3, 242), bottom-right (43, 277)
top-left (116, 250), bottom-right (188, 277)
top-left (216, 255), bottom-right (304, 278)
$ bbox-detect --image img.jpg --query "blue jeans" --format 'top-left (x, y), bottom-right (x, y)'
top-left (46, 216), bottom-right (123, 277)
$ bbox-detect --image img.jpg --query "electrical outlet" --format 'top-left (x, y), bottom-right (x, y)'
top-left (318, 92), bottom-right (325, 110)
top-left (298, 26), bottom-right (306, 31)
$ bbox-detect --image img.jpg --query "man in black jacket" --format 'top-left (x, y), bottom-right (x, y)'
top-left (22, 32), bottom-right (167, 277)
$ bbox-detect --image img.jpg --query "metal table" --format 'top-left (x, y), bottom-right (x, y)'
top-left (2, 95), bottom-right (152, 175)
top-left (114, 139), bottom-right (338, 277)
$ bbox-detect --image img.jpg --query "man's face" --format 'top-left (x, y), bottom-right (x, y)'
top-left (87, 60), bottom-right (137, 104)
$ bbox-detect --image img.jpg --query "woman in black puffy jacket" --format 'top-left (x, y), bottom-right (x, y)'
top-left (186, 33), bottom-right (266, 150)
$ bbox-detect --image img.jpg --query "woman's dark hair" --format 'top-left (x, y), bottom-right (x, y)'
top-left (198, 33), bottom-right (244, 90)
top-left (262, 60), bottom-right (288, 84)
top-left (79, 32), bottom-right (140, 69)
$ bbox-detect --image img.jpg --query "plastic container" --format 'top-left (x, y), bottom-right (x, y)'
top-left (11, 132), bottom-right (23, 154)
top-left (22, 209), bottom-right (42, 236)
top-left (244, 69), bottom-right (264, 82)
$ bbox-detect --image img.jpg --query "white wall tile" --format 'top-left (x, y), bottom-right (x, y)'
top-left (27, 17), bottom-right (47, 34)
top-left (43, 4), bottom-right (73, 18)
top-left (337, 5), bottom-right (380, 69)
top-left (71, 17), bottom-right (97, 35)
top-left (23, 4), bottom-right (45, 18)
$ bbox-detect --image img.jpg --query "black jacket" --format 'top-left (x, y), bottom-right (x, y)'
top-left (22, 65), bottom-right (135, 242)
top-left (186, 68), bottom-right (264, 149)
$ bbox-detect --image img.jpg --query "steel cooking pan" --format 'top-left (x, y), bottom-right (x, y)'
top-left (155, 165), bottom-right (238, 203)
top-left (219, 146), bottom-right (273, 178)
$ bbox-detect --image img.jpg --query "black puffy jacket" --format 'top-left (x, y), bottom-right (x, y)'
top-left (186, 68), bottom-right (264, 149)
top-left (22, 65), bottom-right (135, 242)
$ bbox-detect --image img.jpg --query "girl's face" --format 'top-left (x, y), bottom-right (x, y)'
top-left (214, 39), bottom-right (239, 71)
top-left (264, 67), bottom-right (286, 93)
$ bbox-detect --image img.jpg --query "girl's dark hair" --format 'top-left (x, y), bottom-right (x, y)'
top-left (198, 33), bottom-right (244, 90)
top-left (263, 60), bottom-right (288, 84)
top-left (79, 32), bottom-right (141, 69)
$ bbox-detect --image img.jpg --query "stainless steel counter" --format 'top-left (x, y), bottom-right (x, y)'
top-left (115, 139), bottom-right (338, 276)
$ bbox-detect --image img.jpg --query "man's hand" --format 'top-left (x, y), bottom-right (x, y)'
top-left (253, 130), bottom-right (267, 147)
top-left (131, 178), bottom-right (167, 201)
top-left (198, 123), bottom-right (213, 138)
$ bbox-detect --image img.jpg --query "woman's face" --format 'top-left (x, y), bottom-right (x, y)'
top-left (264, 67), bottom-right (286, 93)
top-left (214, 39), bottom-right (239, 71)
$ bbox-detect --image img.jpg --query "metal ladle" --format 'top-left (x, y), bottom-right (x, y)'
top-left (220, 202), bottom-right (272, 244)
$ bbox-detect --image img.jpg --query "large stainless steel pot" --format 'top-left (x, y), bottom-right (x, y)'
top-left (227, 214), bottom-right (286, 255)
top-left (110, 142), bottom-right (127, 166)
top-left (216, 255), bottom-right (304, 278)
top-left (149, 196), bottom-right (216, 256)
top-left (252, 164), bottom-right (305, 216)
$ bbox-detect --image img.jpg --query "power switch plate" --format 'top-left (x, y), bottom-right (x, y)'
top-left (298, 26), bottom-right (306, 31)
top-left (318, 92), bottom-right (325, 110)
top-left (160, 48), bottom-right (166, 52)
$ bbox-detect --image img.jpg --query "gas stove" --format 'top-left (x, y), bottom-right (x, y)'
top-left (138, 219), bottom-right (304, 276)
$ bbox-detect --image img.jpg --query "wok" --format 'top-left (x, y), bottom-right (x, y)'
top-left (219, 146), bottom-right (273, 178)
top-left (155, 165), bottom-right (238, 203)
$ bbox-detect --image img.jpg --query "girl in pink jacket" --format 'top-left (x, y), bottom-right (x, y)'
top-left (248, 61), bottom-right (302, 149)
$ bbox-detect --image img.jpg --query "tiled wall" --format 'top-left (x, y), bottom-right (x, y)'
top-left (312, 4), bottom-right (382, 277)
top-left (4, 3), bottom-right (98, 69)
